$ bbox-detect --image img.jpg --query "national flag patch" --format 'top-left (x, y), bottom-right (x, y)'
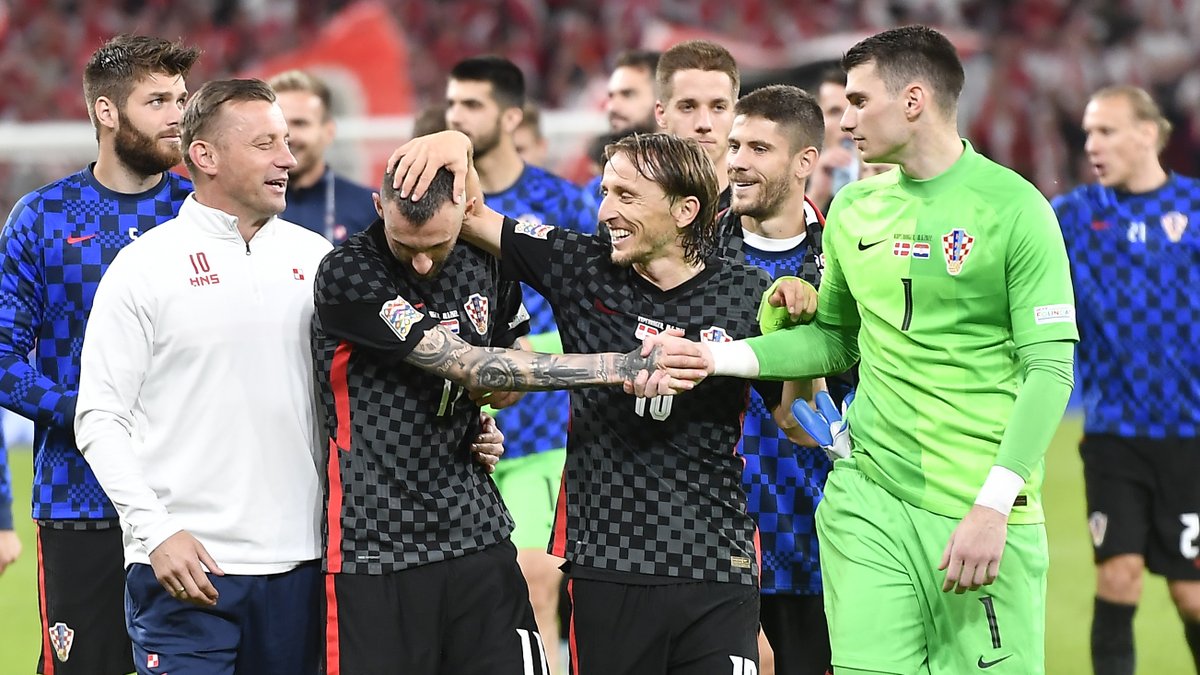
top-left (514, 218), bottom-right (555, 240)
top-left (49, 622), bottom-right (75, 662)
top-left (464, 293), bottom-right (489, 335)
top-left (440, 318), bottom-right (460, 334)
top-left (1034, 304), bottom-right (1075, 325)
top-left (379, 296), bottom-right (424, 341)
top-left (941, 228), bottom-right (975, 276)
top-left (912, 242), bottom-right (930, 258)
top-left (892, 241), bottom-right (911, 257)
top-left (634, 322), bottom-right (660, 340)
top-left (700, 326), bottom-right (732, 343)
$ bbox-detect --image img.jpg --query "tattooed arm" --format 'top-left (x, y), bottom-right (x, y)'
top-left (405, 324), bottom-right (700, 391)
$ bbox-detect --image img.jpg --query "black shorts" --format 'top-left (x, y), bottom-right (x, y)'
top-left (1081, 433), bottom-right (1200, 579)
top-left (566, 577), bottom-right (759, 675)
top-left (324, 538), bottom-right (545, 675)
top-left (36, 524), bottom-right (133, 675)
top-left (760, 594), bottom-right (830, 675)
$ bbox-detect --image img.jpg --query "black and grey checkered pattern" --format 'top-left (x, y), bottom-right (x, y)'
top-left (501, 218), bottom-right (770, 586)
top-left (313, 222), bottom-right (527, 574)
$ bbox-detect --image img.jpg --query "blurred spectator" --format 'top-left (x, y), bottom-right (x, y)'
top-left (513, 102), bottom-right (549, 167)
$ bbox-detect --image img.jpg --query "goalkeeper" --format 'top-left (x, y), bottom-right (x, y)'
top-left (635, 26), bottom-right (1077, 675)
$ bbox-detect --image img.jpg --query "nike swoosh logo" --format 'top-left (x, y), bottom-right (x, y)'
top-left (977, 654), bottom-right (1013, 669)
top-left (66, 234), bottom-right (96, 245)
top-left (857, 237), bottom-right (885, 250)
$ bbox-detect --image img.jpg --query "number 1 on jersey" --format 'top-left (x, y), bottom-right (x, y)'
top-left (900, 277), bottom-right (914, 331)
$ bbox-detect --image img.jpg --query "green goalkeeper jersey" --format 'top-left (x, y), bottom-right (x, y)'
top-left (757, 141), bottom-right (1077, 524)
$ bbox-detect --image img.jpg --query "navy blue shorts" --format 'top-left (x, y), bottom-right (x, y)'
top-left (125, 561), bottom-right (321, 675)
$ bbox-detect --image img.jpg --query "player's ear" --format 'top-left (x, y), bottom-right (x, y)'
top-left (793, 145), bottom-right (820, 183)
top-left (672, 195), bottom-right (701, 230)
top-left (654, 100), bottom-right (668, 130)
top-left (372, 192), bottom-right (383, 218)
top-left (903, 83), bottom-right (925, 121)
top-left (94, 96), bottom-right (118, 133)
top-left (189, 139), bottom-right (219, 177)
top-left (501, 106), bottom-right (523, 135)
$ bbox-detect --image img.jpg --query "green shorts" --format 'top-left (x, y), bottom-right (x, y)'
top-left (816, 459), bottom-right (1047, 674)
top-left (492, 448), bottom-right (566, 550)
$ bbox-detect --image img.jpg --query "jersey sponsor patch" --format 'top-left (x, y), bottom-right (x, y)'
top-left (941, 228), bottom-right (975, 276)
top-left (380, 295), bottom-right (424, 341)
top-left (1034, 304), bottom-right (1075, 325)
top-left (464, 293), bottom-right (489, 334)
top-left (700, 326), bottom-right (733, 343)
top-left (1161, 211), bottom-right (1188, 242)
top-left (48, 622), bottom-right (75, 662)
top-left (514, 218), bottom-right (556, 240)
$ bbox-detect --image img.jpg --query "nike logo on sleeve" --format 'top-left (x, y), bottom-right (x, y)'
top-left (857, 237), bottom-right (885, 250)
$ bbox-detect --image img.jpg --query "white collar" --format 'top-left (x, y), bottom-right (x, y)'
top-left (180, 193), bottom-right (277, 242)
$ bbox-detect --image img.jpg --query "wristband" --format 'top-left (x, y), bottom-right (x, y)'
top-left (708, 341), bottom-right (760, 378)
top-left (973, 465), bottom-right (1026, 516)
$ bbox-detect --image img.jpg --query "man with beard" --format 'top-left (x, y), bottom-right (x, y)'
top-left (270, 70), bottom-right (377, 245)
top-left (445, 55), bottom-right (596, 672)
top-left (0, 34), bottom-right (199, 675)
top-left (720, 85), bottom-right (836, 675)
top-left (655, 40), bottom-right (740, 213)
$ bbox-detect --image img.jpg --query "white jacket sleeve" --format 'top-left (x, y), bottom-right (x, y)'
top-left (75, 251), bottom-right (180, 554)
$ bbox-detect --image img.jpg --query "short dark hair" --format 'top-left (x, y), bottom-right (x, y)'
top-left (614, 49), bottom-right (661, 75)
top-left (735, 85), bottom-right (825, 153)
top-left (842, 25), bottom-right (964, 115)
top-left (380, 167), bottom-right (456, 225)
top-left (604, 133), bottom-right (719, 266)
top-left (83, 34), bottom-right (200, 135)
top-left (180, 79), bottom-right (276, 172)
top-left (267, 69), bottom-right (333, 120)
top-left (449, 56), bottom-right (525, 110)
top-left (818, 66), bottom-right (847, 89)
top-left (656, 40), bottom-right (739, 103)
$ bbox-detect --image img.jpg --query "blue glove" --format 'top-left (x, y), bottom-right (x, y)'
top-left (791, 390), bottom-right (854, 461)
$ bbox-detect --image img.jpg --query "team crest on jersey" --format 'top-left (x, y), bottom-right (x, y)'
top-left (292, 267), bottom-right (305, 280)
top-left (464, 293), bottom-right (489, 335)
top-left (1089, 511), bottom-right (1108, 548)
top-left (379, 296), bottom-right (424, 341)
top-left (700, 326), bottom-right (733, 343)
top-left (941, 228), bottom-right (975, 276)
top-left (514, 215), bottom-right (555, 240)
top-left (1161, 211), bottom-right (1188, 242)
top-left (48, 622), bottom-right (74, 662)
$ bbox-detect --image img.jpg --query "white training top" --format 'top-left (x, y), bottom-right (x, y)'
top-left (76, 195), bottom-right (333, 574)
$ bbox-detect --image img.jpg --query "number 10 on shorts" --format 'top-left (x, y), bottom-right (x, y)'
top-left (730, 655), bottom-right (758, 675)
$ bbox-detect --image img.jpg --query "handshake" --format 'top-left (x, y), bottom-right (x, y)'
top-left (626, 276), bottom-right (818, 397)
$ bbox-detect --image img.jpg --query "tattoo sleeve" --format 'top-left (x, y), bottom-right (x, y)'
top-left (405, 325), bottom-right (656, 391)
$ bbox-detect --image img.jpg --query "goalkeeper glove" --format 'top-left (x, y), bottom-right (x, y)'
top-left (791, 390), bottom-right (854, 461)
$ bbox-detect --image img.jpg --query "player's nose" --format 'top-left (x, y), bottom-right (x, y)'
top-left (412, 253), bottom-right (434, 276)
